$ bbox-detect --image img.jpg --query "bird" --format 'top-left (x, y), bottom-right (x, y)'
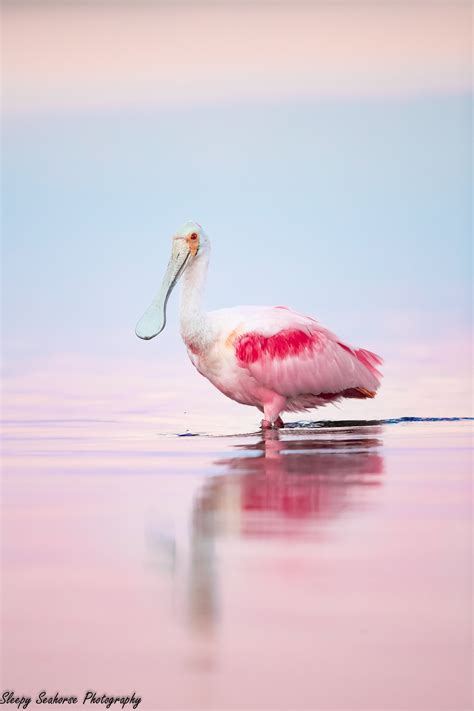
top-left (135, 221), bottom-right (382, 429)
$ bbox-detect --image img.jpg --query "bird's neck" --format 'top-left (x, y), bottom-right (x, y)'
top-left (179, 253), bottom-right (211, 352)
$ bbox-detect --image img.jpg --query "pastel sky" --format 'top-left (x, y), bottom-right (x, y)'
top-left (2, 1), bottom-right (472, 428)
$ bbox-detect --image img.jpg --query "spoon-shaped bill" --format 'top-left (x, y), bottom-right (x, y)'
top-left (135, 241), bottom-right (190, 340)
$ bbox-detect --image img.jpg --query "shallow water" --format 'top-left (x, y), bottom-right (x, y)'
top-left (2, 418), bottom-right (472, 710)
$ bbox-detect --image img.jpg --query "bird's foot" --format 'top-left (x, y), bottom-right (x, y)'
top-left (260, 417), bottom-right (285, 430)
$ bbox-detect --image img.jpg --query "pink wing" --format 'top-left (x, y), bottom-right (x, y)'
top-left (232, 307), bottom-right (382, 412)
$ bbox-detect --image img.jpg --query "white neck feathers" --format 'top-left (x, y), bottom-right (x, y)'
top-left (179, 252), bottom-right (210, 350)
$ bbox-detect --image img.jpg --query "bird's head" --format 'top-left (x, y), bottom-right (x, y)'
top-left (135, 221), bottom-right (209, 340)
top-left (174, 220), bottom-right (210, 258)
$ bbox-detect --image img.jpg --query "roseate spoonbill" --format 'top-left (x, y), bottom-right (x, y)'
top-left (136, 222), bottom-right (382, 428)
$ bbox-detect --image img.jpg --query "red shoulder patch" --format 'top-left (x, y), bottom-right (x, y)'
top-left (235, 329), bottom-right (319, 364)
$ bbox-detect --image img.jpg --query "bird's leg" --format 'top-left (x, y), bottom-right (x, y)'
top-left (260, 417), bottom-right (284, 429)
top-left (260, 394), bottom-right (286, 430)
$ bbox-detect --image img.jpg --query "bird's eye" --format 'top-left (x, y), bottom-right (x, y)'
top-left (190, 233), bottom-right (198, 240)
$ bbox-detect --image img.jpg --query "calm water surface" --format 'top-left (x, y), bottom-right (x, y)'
top-left (2, 419), bottom-right (472, 710)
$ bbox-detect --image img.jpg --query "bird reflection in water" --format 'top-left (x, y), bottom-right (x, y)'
top-left (186, 426), bottom-right (384, 634)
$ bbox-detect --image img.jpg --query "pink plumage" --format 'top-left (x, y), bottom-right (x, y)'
top-left (187, 304), bottom-right (382, 427)
top-left (235, 329), bottom-right (319, 363)
top-left (136, 222), bottom-right (383, 429)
